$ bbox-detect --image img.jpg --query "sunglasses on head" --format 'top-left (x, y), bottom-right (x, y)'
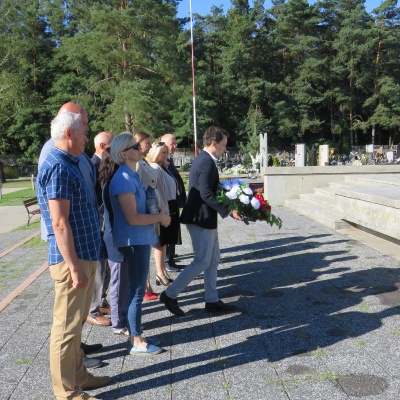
top-left (123, 142), bottom-right (140, 152)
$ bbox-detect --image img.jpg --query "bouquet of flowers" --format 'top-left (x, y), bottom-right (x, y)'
top-left (223, 164), bottom-right (247, 175)
top-left (217, 178), bottom-right (282, 228)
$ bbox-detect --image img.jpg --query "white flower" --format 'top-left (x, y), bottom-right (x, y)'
top-left (220, 180), bottom-right (232, 190)
top-left (226, 189), bottom-right (238, 200)
top-left (251, 197), bottom-right (261, 209)
top-left (243, 186), bottom-right (253, 195)
top-left (225, 184), bottom-right (243, 200)
top-left (239, 194), bottom-right (250, 204)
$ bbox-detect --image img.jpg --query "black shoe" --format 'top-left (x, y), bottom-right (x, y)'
top-left (167, 261), bottom-right (186, 270)
top-left (159, 291), bottom-right (184, 316)
top-left (81, 342), bottom-right (103, 355)
top-left (205, 300), bottom-right (237, 313)
top-left (165, 264), bottom-right (181, 272)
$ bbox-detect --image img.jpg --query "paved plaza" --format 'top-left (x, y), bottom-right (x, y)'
top-left (1, 206), bottom-right (400, 399)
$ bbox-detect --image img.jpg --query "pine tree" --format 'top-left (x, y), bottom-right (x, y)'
top-left (365, 0), bottom-right (400, 145)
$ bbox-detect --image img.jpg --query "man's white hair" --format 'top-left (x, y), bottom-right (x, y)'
top-left (51, 112), bottom-right (83, 143)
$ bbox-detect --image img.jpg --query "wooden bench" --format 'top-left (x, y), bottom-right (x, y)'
top-left (23, 197), bottom-right (41, 226)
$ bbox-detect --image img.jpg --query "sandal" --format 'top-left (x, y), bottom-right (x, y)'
top-left (155, 274), bottom-right (170, 286)
top-left (165, 272), bottom-right (174, 283)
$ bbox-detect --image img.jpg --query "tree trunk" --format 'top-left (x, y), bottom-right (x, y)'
top-left (371, 125), bottom-right (375, 145)
top-left (0, 162), bottom-right (5, 183)
top-left (125, 113), bottom-right (131, 132)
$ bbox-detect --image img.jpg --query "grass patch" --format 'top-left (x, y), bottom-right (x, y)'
top-left (389, 329), bottom-right (400, 338)
top-left (11, 359), bottom-right (32, 366)
top-left (358, 302), bottom-right (371, 313)
top-left (355, 341), bottom-right (366, 346)
top-left (13, 219), bottom-right (40, 231)
top-left (0, 188), bottom-right (36, 206)
top-left (8, 271), bottom-right (24, 280)
top-left (21, 235), bottom-right (46, 248)
top-left (310, 347), bottom-right (329, 358)
top-left (2, 179), bottom-right (31, 188)
top-left (0, 261), bottom-right (14, 271)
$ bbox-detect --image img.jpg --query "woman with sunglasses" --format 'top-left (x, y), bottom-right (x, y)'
top-left (146, 141), bottom-right (181, 287)
top-left (109, 133), bottom-right (171, 355)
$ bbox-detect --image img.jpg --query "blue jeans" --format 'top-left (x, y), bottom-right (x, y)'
top-left (118, 245), bottom-right (150, 336)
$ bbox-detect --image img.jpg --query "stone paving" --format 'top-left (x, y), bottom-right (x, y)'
top-left (0, 186), bottom-right (38, 234)
top-left (1, 207), bottom-right (400, 399)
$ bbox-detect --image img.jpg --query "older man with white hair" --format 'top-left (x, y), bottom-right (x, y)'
top-left (37, 111), bottom-right (110, 400)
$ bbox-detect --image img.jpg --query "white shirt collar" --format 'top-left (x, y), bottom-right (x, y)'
top-left (203, 149), bottom-right (218, 163)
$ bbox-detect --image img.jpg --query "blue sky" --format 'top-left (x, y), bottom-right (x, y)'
top-left (178, 0), bottom-right (384, 18)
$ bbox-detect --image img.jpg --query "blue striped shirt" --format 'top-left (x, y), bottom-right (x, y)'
top-left (37, 147), bottom-right (101, 265)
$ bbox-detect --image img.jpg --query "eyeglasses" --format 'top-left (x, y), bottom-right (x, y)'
top-left (123, 142), bottom-right (140, 152)
top-left (154, 141), bottom-right (165, 147)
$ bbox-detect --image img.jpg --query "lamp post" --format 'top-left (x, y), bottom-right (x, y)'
top-left (189, 0), bottom-right (198, 157)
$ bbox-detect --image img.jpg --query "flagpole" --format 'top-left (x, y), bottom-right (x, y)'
top-left (189, 0), bottom-right (198, 157)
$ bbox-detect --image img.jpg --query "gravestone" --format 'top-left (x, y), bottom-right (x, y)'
top-left (319, 145), bottom-right (329, 166)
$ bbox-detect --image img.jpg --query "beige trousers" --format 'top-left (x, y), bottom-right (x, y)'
top-left (49, 259), bottom-right (96, 399)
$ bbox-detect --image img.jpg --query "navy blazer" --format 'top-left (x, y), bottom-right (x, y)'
top-left (180, 150), bottom-right (229, 229)
top-left (91, 153), bottom-right (103, 208)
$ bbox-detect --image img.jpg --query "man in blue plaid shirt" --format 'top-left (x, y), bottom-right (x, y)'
top-left (37, 109), bottom-right (110, 400)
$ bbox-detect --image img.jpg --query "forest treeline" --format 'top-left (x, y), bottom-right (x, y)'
top-left (1, 0), bottom-right (400, 165)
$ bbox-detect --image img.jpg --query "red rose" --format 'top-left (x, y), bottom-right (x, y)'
top-left (255, 193), bottom-right (264, 202)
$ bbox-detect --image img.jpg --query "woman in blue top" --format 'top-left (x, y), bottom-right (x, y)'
top-left (109, 133), bottom-right (171, 355)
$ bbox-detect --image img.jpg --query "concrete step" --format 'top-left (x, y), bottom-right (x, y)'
top-left (314, 186), bottom-right (337, 199)
top-left (328, 181), bottom-right (355, 190)
top-left (285, 198), bottom-right (351, 230)
top-left (331, 184), bottom-right (400, 208)
top-left (344, 173), bottom-right (400, 187)
top-left (299, 192), bottom-right (337, 209)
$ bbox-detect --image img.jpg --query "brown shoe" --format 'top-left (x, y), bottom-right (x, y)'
top-left (81, 373), bottom-right (111, 390)
top-left (86, 315), bottom-right (111, 326)
top-left (71, 392), bottom-right (100, 400)
top-left (99, 306), bottom-right (111, 315)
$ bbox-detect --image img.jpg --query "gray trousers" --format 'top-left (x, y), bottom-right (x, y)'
top-left (108, 260), bottom-right (129, 330)
top-left (101, 263), bottom-right (111, 307)
top-left (89, 258), bottom-right (108, 316)
top-left (166, 224), bottom-right (220, 303)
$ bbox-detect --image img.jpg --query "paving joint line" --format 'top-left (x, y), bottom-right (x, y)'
top-left (0, 229), bottom-right (40, 258)
top-left (0, 261), bottom-right (48, 312)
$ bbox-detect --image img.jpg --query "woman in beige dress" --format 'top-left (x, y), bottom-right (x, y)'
top-left (146, 141), bottom-right (181, 287)
top-left (135, 132), bottom-right (160, 300)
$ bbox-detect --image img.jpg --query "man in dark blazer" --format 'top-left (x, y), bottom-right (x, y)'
top-left (91, 131), bottom-right (114, 206)
top-left (161, 133), bottom-right (187, 271)
top-left (160, 126), bottom-right (242, 316)
top-left (87, 131), bottom-right (114, 325)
